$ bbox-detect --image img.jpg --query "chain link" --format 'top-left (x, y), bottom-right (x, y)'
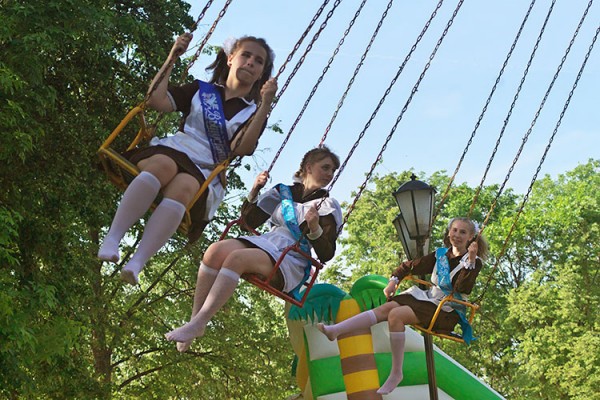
top-left (143, 0), bottom-right (230, 105)
top-left (267, 0), bottom-right (368, 173)
top-left (335, 0), bottom-right (463, 235)
top-left (478, 0), bottom-right (593, 233)
top-left (319, 0), bottom-right (394, 146)
top-left (431, 0), bottom-right (538, 228)
top-left (275, 0), bottom-right (333, 81)
top-left (266, 0), bottom-right (343, 172)
top-left (477, 20), bottom-right (599, 303)
top-left (182, 0), bottom-right (234, 80)
top-left (467, 0), bottom-right (557, 217)
top-left (189, 0), bottom-right (214, 33)
top-left (227, 0), bottom-right (335, 175)
top-left (325, 0), bottom-right (445, 211)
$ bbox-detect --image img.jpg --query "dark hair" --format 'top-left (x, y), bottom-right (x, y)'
top-left (206, 36), bottom-right (275, 102)
top-left (294, 145), bottom-right (340, 181)
top-left (442, 217), bottom-right (489, 260)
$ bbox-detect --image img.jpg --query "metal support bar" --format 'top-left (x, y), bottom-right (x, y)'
top-left (424, 333), bottom-right (438, 400)
top-left (416, 236), bottom-right (438, 400)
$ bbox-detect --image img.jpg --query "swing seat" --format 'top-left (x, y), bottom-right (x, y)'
top-left (401, 275), bottom-right (479, 343)
top-left (220, 218), bottom-right (323, 307)
top-left (98, 104), bottom-right (228, 237)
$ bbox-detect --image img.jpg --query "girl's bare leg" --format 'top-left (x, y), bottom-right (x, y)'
top-left (316, 306), bottom-right (387, 341)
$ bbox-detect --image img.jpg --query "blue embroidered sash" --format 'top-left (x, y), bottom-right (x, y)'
top-left (277, 184), bottom-right (312, 301)
top-left (435, 247), bottom-right (475, 344)
top-left (198, 80), bottom-right (230, 164)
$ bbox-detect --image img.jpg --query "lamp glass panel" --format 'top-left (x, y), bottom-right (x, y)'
top-left (394, 192), bottom-right (417, 237)
top-left (421, 237), bottom-right (431, 256)
top-left (396, 189), bottom-right (433, 239)
top-left (393, 214), bottom-right (417, 260)
top-left (393, 214), bottom-right (431, 260)
top-left (412, 189), bottom-right (433, 238)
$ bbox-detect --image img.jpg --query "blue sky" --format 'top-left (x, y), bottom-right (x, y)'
top-left (186, 0), bottom-right (599, 207)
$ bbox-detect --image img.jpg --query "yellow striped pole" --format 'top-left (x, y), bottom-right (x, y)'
top-left (335, 297), bottom-right (382, 400)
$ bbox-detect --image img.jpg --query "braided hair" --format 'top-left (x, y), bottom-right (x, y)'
top-left (293, 145), bottom-right (340, 183)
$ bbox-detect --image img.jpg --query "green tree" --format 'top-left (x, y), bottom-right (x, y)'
top-left (501, 160), bottom-right (600, 399)
top-left (1, 1), bottom-right (296, 398)
top-left (322, 161), bottom-right (599, 399)
top-left (324, 171), bottom-right (412, 289)
top-left (325, 169), bottom-right (517, 287)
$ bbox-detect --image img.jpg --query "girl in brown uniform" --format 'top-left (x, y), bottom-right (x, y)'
top-left (317, 217), bottom-right (489, 394)
top-left (166, 146), bottom-right (343, 352)
top-left (97, 33), bottom-right (277, 285)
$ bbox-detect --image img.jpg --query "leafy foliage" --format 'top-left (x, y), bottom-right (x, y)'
top-left (1, 0), bottom-right (597, 398)
top-left (321, 160), bottom-right (599, 399)
top-left (0, 1), bottom-right (295, 399)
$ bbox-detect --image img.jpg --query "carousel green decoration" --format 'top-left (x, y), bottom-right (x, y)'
top-left (350, 274), bottom-right (389, 311)
top-left (288, 283), bottom-right (346, 323)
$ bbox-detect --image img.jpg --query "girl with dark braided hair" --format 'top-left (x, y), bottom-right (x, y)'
top-left (166, 146), bottom-right (342, 352)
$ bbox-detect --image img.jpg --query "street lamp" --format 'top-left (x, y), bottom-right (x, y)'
top-left (392, 213), bottom-right (431, 261)
top-left (392, 174), bottom-right (438, 400)
top-left (392, 174), bottom-right (435, 258)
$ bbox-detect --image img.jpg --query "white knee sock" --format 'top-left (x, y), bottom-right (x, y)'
top-left (98, 171), bottom-right (161, 262)
top-left (316, 309), bottom-right (377, 341)
top-left (191, 262), bottom-right (220, 316)
top-left (165, 267), bottom-right (240, 344)
top-left (121, 198), bottom-right (186, 285)
top-left (377, 331), bottom-right (406, 394)
top-left (176, 262), bottom-right (219, 352)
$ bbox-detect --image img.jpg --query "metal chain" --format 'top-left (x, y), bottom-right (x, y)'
top-left (230, 0), bottom-right (341, 249)
top-left (323, 0), bottom-right (445, 207)
top-left (467, 0), bottom-right (557, 217)
top-left (337, 0), bottom-right (463, 235)
top-left (188, 0), bottom-right (215, 33)
top-left (266, 0), bottom-right (343, 172)
top-left (266, 0), bottom-right (368, 173)
top-left (182, 0), bottom-right (234, 80)
top-left (274, 0), bottom-right (333, 81)
top-left (143, 0), bottom-right (231, 104)
top-left (319, 0), bottom-right (394, 146)
top-left (478, 0), bottom-right (594, 234)
top-left (477, 22), bottom-right (599, 303)
top-left (226, 0), bottom-right (333, 175)
top-left (430, 0), bottom-right (537, 228)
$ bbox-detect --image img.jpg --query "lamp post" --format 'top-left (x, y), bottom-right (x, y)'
top-left (392, 174), bottom-right (438, 400)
